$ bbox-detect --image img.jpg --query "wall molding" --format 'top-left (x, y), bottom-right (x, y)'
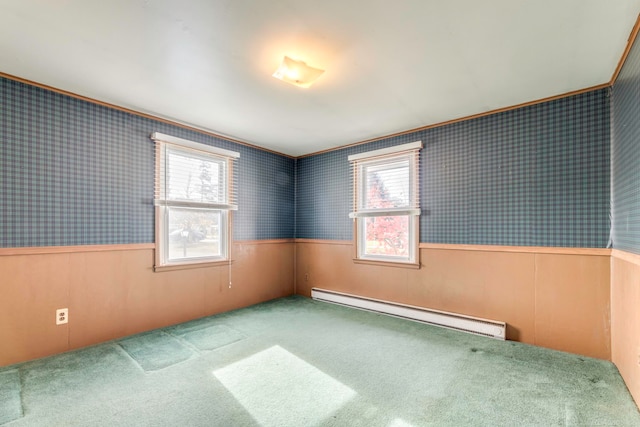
top-left (420, 243), bottom-right (611, 256)
top-left (611, 13), bottom-right (640, 85)
top-left (0, 239), bottom-right (297, 256)
top-left (612, 249), bottom-right (640, 267)
top-left (298, 13), bottom-right (640, 161)
top-left (234, 239), bottom-right (295, 245)
top-left (0, 74), bottom-right (613, 163)
top-left (295, 239), bottom-right (353, 245)
top-left (294, 239), bottom-right (611, 256)
top-left (0, 240), bottom-right (614, 256)
top-left (298, 84), bottom-right (610, 158)
top-left (0, 243), bottom-right (155, 256)
top-left (0, 72), bottom-right (294, 160)
top-left (3, 14), bottom-right (638, 162)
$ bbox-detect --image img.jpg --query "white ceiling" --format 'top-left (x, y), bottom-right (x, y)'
top-left (1, 1), bottom-right (639, 157)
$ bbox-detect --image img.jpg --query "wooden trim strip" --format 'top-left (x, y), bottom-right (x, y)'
top-left (295, 239), bottom-right (352, 246)
top-left (298, 84), bottom-right (610, 159)
top-left (610, 13), bottom-right (640, 85)
top-left (17, 240), bottom-right (601, 255)
top-left (420, 243), bottom-right (611, 256)
top-left (6, 7), bottom-right (637, 165)
top-left (234, 239), bottom-right (295, 245)
top-left (0, 243), bottom-right (155, 256)
top-left (353, 258), bottom-right (420, 269)
top-left (0, 241), bottom-right (614, 256)
top-left (0, 72), bottom-right (294, 160)
top-left (154, 259), bottom-right (234, 272)
top-left (0, 239), bottom-right (296, 256)
top-left (1, 64), bottom-right (619, 162)
top-left (293, 240), bottom-right (610, 256)
top-left (612, 249), bottom-right (640, 267)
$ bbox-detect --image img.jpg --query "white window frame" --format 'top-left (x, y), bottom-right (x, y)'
top-left (151, 132), bottom-right (239, 270)
top-left (349, 141), bottom-right (421, 267)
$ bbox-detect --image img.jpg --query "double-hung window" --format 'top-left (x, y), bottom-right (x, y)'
top-left (349, 141), bottom-right (421, 266)
top-left (152, 132), bottom-right (239, 269)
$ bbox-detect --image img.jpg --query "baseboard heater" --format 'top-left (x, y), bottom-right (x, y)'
top-left (311, 288), bottom-right (506, 340)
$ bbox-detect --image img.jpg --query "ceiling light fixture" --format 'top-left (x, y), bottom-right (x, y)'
top-left (272, 56), bottom-right (324, 88)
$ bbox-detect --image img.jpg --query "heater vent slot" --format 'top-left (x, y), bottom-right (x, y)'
top-left (311, 288), bottom-right (506, 340)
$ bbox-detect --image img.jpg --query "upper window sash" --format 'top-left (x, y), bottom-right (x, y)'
top-left (349, 141), bottom-right (422, 219)
top-left (152, 133), bottom-right (239, 211)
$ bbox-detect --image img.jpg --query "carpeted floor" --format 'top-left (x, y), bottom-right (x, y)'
top-left (1, 295), bottom-right (639, 426)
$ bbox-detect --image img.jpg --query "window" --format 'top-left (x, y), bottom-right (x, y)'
top-left (349, 141), bottom-right (421, 266)
top-left (152, 132), bottom-right (239, 269)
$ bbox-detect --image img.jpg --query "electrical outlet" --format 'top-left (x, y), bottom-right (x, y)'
top-left (56, 308), bottom-right (68, 325)
top-left (305, 273), bottom-right (309, 281)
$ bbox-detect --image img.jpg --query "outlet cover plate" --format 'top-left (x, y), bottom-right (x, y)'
top-left (56, 308), bottom-right (68, 325)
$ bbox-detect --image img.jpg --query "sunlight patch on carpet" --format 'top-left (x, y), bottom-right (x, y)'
top-left (0, 368), bottom-right (23, 424)
top-left (388, 418), bottom-right (416, 427)
top-left (118, 331), bottom-right (193, 371)
top-left (213, 345), bottom-right (356, 427)
top-left (172, 324), bottom-right (245, 351)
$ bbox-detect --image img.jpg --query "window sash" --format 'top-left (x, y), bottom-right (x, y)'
top-left (350, 150), bottom-right (420, 217)
top-left (163, 145), bottom-right (228, 204)
top-left (360, 159), bottom-right (411, 210)
top-left (156, 143), bottom-right (237, 209)
top-left (349, 142), bottom-right (421, 264)
top-left (152, 133), bottom-right (239, 267)
top-left (162, 207), bottom-right (228, 263)
top-left (357, 214), bottom-right (416, 262)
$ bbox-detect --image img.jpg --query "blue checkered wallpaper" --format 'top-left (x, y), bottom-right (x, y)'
top-left (0, 77), bottom-right (294, 247)
top-left (0, 74), bottom-right (611, 248)
top-left (297, 89), bottom-right (611, 247)
top-left (612, 31), bottom-right (640, 254)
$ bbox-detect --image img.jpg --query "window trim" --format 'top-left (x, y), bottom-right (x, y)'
top-left (349, 142), bottom-right (422, 267)
top-left (352, 217), bottom-right (421, 269)
top-left (151, 132), bottom-right (239, 270)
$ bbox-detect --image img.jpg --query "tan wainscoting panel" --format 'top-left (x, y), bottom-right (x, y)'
top-left (295, 241), bottom-right (611, 359)
top-left (0, 253), bottom-right (71, 366)
top-left (611, 252), bottom-right (640, 406)
top-left (534, 254), bottom-right (610, 360)
top-left (0, 241), bottom-right (294, 367)
top-left (414, 248), bottom-right (536, 344)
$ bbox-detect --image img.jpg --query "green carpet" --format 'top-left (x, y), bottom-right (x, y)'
top-left (118, 330), bottom-right (194, 371)
top-left (1, 295), bottom-right (638, 426)
top-left (0, 369), bottom-right (22, 424)
top-left (167, 322), bottom-right (246, 351)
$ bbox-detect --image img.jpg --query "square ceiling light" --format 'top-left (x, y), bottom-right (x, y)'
top-left (272, 56), bottom-right (325, 88)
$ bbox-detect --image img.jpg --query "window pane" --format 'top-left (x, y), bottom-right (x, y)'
top-left (362, 215), bottom-right (409, 258)
top-left (363, 160), bottom-right (410, 209)
top-left (166, 207), bottom-right (223, 261)
top-left (166, 147), bottom-right (225, 203)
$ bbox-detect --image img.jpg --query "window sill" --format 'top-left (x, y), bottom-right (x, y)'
top-left (154, 259), bottom-right (234, 272)
top-left (352, 258), bottom-right (420, 269)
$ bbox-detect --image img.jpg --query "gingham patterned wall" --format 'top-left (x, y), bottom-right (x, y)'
top-left (0, 77), bottom-right (295, 247)
top-left (612, 30), bottom-right (640, 254)
top-left (297, 89), bottom-right (611, 247)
